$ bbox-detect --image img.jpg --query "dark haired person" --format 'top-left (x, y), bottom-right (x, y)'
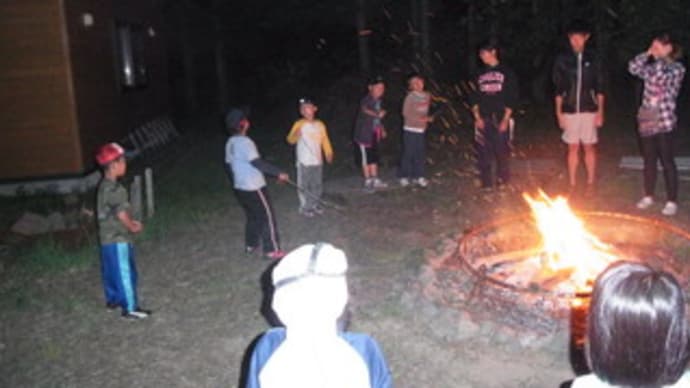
top-left (399, 73), bottom-right (432, 187)
top-left (470, 39), bottom-right (518, 190)
top-left (553, 21), bottom-right (605, 197)
top-left (225, 108), bottom-right (289, 260)
top-left (629, 33), bottom-right (685, 216)
top-left (572, 261), bottom-right (690, 387)
top-left (353, 76), bottom-right (388, 192)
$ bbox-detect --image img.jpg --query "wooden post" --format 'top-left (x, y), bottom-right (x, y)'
top-left (356, 0), bottom-right (371, 75)
top-left (145, 167), bottom-right (154, 218)
top-left (130, 175), bottom-right (143, 221)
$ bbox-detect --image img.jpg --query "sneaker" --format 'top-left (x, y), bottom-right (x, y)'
top-left (363, 179), bottom-right (375, 193)
top-left (312, 205), bottom-right (324, 215)
top-left (661, 201), bottom-right (678, 216)
top-left (636, 196), bottom-right (654, 210)
top-left (245, 246), bottom-right (257, 255)
top-left (399, 178), bottom-right (410, 187)
top-left (122, 309), bottom-right (151, 320)
top-left (265, 250), bottom-right (286, 260)
top-left (299, 208), bottom-right (315, 218)
top-left (106, 302), bottom-right (119, 310)
top-left (371, 178), bottom-right (388, 189)
top-left (415, 177), bottom-right (429, 188)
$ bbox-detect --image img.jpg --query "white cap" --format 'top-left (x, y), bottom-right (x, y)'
top-left (271, 243), bottom-right (349, 327)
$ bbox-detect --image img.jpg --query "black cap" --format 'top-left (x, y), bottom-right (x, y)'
top-left (225, 108), bottom-right (247, 130)
top-left (298, 97), bottom-right (316, 106)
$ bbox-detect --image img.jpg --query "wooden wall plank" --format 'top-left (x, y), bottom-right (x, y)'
top-left (0, 0), bottom-right (79, 180)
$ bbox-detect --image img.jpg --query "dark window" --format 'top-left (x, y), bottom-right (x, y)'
top-left (114, 22), bottom-right (148, 90)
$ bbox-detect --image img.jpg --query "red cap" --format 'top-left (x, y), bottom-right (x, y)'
top-left (95, 142), bottom-right (125, 166)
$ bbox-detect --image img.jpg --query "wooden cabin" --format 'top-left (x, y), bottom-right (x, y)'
top-left (0, 0), bottom-right (169, 181)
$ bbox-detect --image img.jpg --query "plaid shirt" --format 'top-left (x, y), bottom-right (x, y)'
top-left (629, 52), bottom-right (686, 133)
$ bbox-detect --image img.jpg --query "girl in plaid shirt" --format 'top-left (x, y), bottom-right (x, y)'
top-left (629, 33), bottom-right (685, 216)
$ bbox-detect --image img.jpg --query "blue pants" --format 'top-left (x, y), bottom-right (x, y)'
top-left (100, 243), bottom-right (139, 313)
top-left (475, 120), bottom-right (510, 187)
top-left (399, 131), bottom-right (426, 179)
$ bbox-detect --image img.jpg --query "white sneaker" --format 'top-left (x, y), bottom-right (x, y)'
top-left (299, 208), bottom-right (315, 218)
top-left (636, 196), bottom-right (654, 210)
top-left (363, 178), bottom-right (375, 193)
top-left (661, 201), bottom-right (678, 216)
top-left (122, 310), bottom-right (150, 320)
top-left (415, 177), bottom-right (429, 187)
top-left (399, 178), bottom-right (410, 187)
top-left (372, 178), bottom-right (388, 189)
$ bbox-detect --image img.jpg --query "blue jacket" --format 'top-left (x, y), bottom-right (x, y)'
top-left (246, 327), bottom-right (393, 388)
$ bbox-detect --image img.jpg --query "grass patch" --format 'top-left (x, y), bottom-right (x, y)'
top-left (138, 149), bottom-right (234, 240)
top-left (16, 236), bottom-right (96, 275)
top-left (0, 285), bottom-right (34, 311)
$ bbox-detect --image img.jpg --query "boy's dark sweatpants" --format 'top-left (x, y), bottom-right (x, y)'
top-left (475, 120), bottom-right (510, 187)
top-left (234, 187), bottom-right (280, 253)
top-left (399, 131), bottom-right (426, 179)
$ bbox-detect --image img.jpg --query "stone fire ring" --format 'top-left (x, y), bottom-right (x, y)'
top-left (457, 211), bottom-right (690, 299)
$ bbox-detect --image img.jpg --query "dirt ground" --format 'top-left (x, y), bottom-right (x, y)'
top-left (2, 101), bottom-right (690, 388)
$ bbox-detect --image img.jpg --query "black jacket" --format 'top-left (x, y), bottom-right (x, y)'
top-left (552, 50), bottom-right (605, 113)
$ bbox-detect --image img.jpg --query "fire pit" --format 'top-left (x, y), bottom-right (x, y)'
top-left (415, 192), bottom-right (690, 342)
top-left (460, 193), bottom-right (690, 300)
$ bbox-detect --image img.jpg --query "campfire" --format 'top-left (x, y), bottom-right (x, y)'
top-left (457, 191), bottom-right (622, 299)
top-left (521, 191), bottom-right (617, 295)
top-left (455, 190), bottom-right (690, 308)
top-left (415, 189), bottom-right (690, 345)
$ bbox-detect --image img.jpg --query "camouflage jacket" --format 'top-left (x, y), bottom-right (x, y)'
top-left (97, 179), bottom-right (132, 245)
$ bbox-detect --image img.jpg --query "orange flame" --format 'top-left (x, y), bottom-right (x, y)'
top-left (523, 191), bottom-right (616, 293)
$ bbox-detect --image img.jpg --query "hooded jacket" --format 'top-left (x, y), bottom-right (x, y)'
top-left (552, 49), bottom-right (605, 113)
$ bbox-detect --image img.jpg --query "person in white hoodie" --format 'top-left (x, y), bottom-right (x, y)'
top-left (246, 243), bottom-right (393, 388)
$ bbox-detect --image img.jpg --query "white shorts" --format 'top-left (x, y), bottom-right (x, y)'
top-left (561, 113), bottom-right (597, 145)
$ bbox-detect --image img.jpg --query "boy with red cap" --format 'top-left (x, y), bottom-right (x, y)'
top-left (95, 142), bottom-right (151, 320)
